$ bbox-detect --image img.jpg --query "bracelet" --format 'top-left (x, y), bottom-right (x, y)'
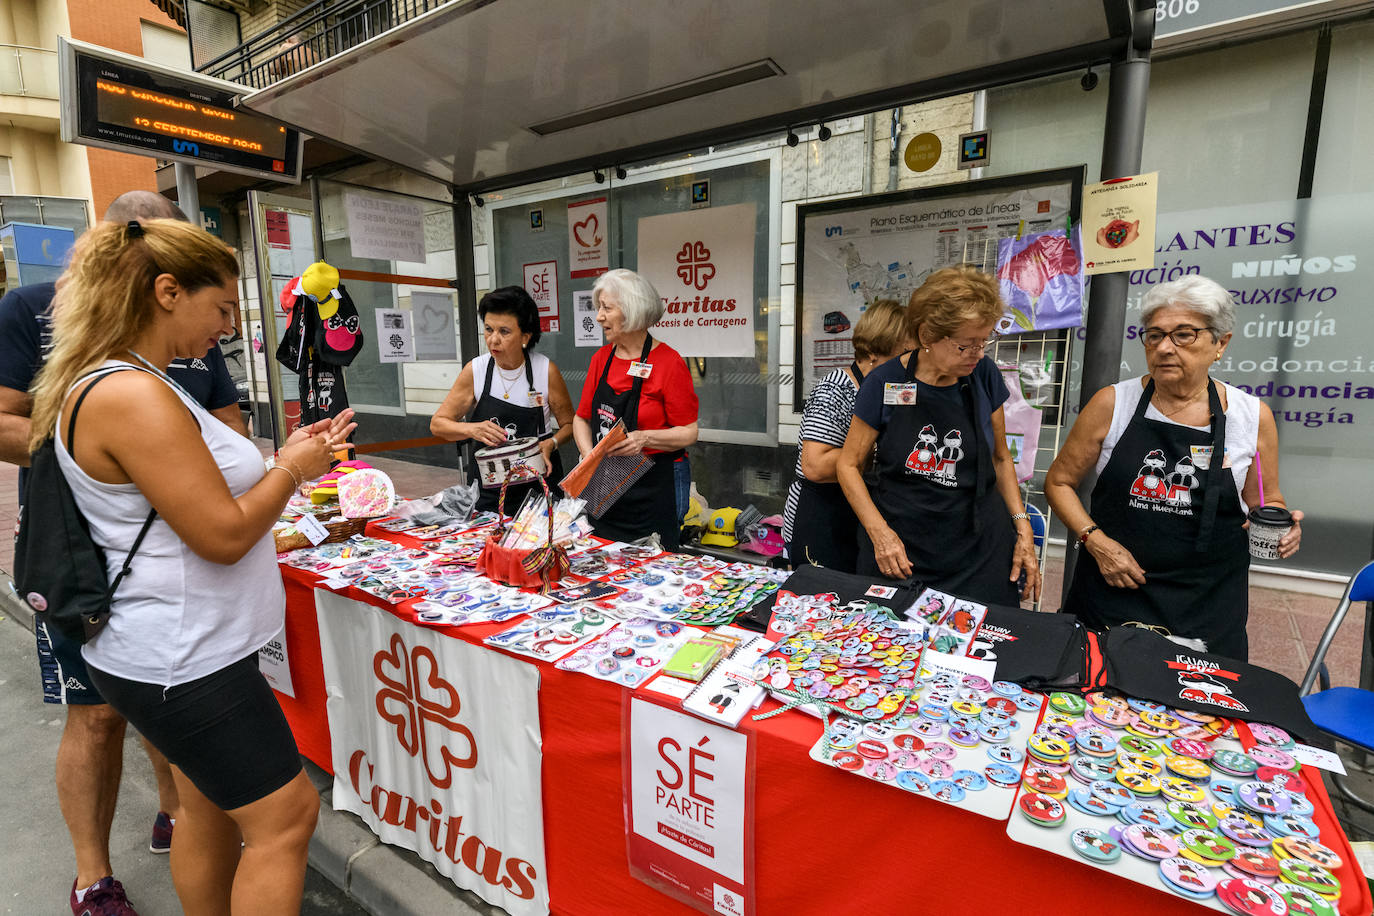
top-left (1075, 524), bottom-right (1100, 551)
top-left (267, 461), bottom-right (302, 490)
top-left (1010, 512), bottom-right (1029, 522)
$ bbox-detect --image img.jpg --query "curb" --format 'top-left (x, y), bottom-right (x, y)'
top-left (300, 760), bottom-right (501, 916)
top-left (0, 570), bottom-right (35, 634)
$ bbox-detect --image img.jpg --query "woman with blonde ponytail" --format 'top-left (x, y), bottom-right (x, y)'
top-left (32, 218), bottom-right (356, 916)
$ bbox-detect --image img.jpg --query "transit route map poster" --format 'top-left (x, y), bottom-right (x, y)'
top-left (794, 168), bottom-right (1083, 410)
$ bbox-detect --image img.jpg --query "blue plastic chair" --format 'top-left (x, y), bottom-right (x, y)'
top-left (1298, 559), bottom-right (1374, 814)
top-left (1025, 503), bottom-right (1047, 551)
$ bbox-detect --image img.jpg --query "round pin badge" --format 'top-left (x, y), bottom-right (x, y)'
top-left (855, 739), bottom-right (889, 760)
top-left (1023, 766), bottom-right (1067, 796)
top-left (992, 680), bottom-right (1022, 697)
top-left (896, 768), bottom-right (931, 794)
top-left (1276, 836), bottom-right (1343, 871)
top-left (984, 763), bottom-right (1021, 788)
top-left (893, 733), bottom-right (925, 752)
top-left (1230, 848), bottom-right (1282, 881)
top-left (1072, 827), bottom-right (1123, 864)
top-left (978, 723), bottom-right (1012, 744)
top-left (1071, 756), bottom-right (1118, 785)
top-left (1249, 723), bottom-right (1295, 749)
top-left (1068, 786), bottom-right (1116, 817)
top-left (1273, 881), bottom-right (1338, 916)
top-left (1122, 824), bottom-right (1179, 860)
top-left (1161, 856), bottom-right (1220, 896)
top-left (985, 696), bottom-right (1018, 716)
top-left (1018, 792), bottom-right (1066, 827)
top-left (1255, 767), bottom-right (1306, 794)
top-left (988, 744), bottom-right (1024, 765)
top-left (1117, 769), bottom-right (1162, 798)
top-left (1167, 737), bottom-right (1215, 760)
top-left (1180, 828), bottom-right (1238, 864)
top-left (1117, 735), bottom-right (1163, 758)
top-left (1237, 781), bottom-right (1293, 815)
top-left (928, 779), bottom-right (966, 804)
top-left (1050, 692), bottom-right (1087, 715)
top-left (1285, 791), bottom-right (1315, 817)
top-left (1213, 750), bottom-right (1260, 778)
top-left (920, 758), bottom-right (954, 780)
top-left (1161, 777), bottom-right (1206, 804)
top-left (1219, 814), bottom-right (1275, 848)
top-left (1117, 751), bottom-right (1163, 776)
top-left (1166, 755), bottom-right (1213, 781)
top-left (1216, 876), bottom-right (1288, 916)
top-left (1168, 800), bottom-right (1218, 831)
top-left (1264, 812), bottom-right (1320, 840)
top-left (1014, 692), bottom-right (1043, 712)
top-left (948, 728), bottom-right (980, 748)
top-left (1120, 801), bottom-right (1171, 828)
top-left (1249, 745), bottom-right (1298, 771)
top-left (951, 769), bottom-right (988, 792)
top-left (830, 750), bottom-right (864, 771)
top-left (1090, 780), bottom-right (1133, 809)
top-left (865, 760), bottom-right (899, 781)
top-left (1276, 859), bottom-right (1341, 897)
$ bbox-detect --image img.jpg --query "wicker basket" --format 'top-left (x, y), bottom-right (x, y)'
top-left (476, 465), bottom-right (570, 593)
top-left (274, 514), bottom-right (369, 553)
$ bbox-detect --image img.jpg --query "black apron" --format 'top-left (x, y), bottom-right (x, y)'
top-left (465, 354), bottom-right (564, 513)
top-left (587, 337), bottom-right (682, 550)
top-left (1062, 378), bottom-right (1250, 659)
top-left (788, 362), bottom-right (864, 572)
top-left (856, 353), bottom-right (1018, 605)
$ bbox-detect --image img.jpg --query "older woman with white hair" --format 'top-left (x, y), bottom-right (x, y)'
top-left (573, 268), bottom-right (698, 548)
top-left (1047, 275), bottom-right (1303, 660)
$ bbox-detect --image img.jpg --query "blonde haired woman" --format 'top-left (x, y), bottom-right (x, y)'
top-left (30, 218), bottom-right (354, 915)
top-left (784, 299), bottom-right (912, 572)
top-left (836, 267), bottom-right (1040, 604)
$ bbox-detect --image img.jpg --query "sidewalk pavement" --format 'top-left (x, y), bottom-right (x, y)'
top-left (0, 458), bottom-right (1371, 911)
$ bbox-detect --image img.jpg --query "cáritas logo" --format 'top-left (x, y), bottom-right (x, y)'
top-left (374, 632), bottom-right (477, 788)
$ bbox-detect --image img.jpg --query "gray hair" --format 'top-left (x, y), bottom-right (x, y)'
top-left (592, 268), bottom-right (663, 332)
top-left (1141, 275), bottom-right (1236, 337)
top-left (103, 190), bottom-right (188, 223)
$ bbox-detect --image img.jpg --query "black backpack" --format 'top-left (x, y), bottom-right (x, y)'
top-left (14, 370), bottom-right (157, 644)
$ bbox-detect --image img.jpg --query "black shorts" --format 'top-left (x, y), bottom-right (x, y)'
top-left (86, 653), bottom-right (302, 810)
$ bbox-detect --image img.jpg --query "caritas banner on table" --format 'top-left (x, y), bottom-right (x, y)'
top-left (637, 203), bottom-right (757, 358)
top-left (626, 697), bottom-right (753, 916)
top-left (316, 590), bottom-right (548, 915)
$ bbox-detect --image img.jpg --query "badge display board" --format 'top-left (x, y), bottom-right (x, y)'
top-left (1004, 709), bottom-right (1343, 913)
top-left (794, 166), bottom-right (1084, 412)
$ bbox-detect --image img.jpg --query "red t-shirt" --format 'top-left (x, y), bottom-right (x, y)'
top-left (576, 341), bottom-right (698, 453)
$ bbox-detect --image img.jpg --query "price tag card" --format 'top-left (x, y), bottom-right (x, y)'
top-left (296, 513), bottom-right (330, 546)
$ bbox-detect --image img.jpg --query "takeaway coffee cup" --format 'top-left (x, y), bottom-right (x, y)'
top-left (1248, 505), bottom-right (1294, 560)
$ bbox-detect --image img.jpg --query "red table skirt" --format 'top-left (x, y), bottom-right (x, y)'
top-left (276, 565), bottom-right (1372, 916)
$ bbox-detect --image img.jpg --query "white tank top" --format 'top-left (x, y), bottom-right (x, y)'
top-left (471, 352), bottom-right (557, 430)
top-left (1096, 377), bottom-right (1260, 511)
top-left (59, 362), bottom-right (285, 686)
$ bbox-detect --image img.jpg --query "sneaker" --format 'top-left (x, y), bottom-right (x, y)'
top-left (70, 877), bottom-right (138, 916)
top-left (149, 811), bottom-right (173, 854)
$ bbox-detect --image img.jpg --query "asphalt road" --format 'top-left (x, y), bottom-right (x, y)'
top-left (0, 611), bottom-right (367, 915)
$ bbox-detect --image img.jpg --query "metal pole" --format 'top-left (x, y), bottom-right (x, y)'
top-left (174, 162), bottom-right (201, 224)
top-left (452, 193), bottom-right (479, 365)
top-left (1063, 6), bottom-right (1153, 590)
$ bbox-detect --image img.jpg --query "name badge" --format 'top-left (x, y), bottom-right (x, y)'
top-left (627, 361), bottom-right (653, 379)
top-left (883, 383), bottom-right (918, 406)
top-left (528, 390), bottom-right (546, 408)
top-left (1189, 445), bottom-right (1231, 470)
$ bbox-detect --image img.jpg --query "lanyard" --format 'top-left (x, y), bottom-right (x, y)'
top-left (125, 350), bottom-right (194, 402)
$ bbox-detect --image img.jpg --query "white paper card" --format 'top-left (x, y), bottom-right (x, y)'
top-left (1291, 742), bottom-right (1348, 775)
top-left (296, 513), bottom-right (330, 546)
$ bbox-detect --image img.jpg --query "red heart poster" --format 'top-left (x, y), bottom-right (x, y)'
top-left (568, 197), bottom-right (609, 279)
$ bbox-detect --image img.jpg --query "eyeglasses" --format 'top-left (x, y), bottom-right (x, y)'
top-left (946, 335), bottom-right (998, 355)
top-left (1141, 326), bottom-right (1215, 348)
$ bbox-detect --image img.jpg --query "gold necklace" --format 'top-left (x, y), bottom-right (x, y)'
top-left (1153, 382), bottom-right (1208, 419)
top-left (494, 359), bottom-right (524, 401)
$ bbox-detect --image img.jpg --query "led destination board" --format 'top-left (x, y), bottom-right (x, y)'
top-left (60, 38), bottom-right (303, 183)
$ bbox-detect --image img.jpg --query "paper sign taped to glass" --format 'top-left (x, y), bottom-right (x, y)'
top-left (995, 227), bottom-right (1085, 335)
top-left (559, 420), bottom-right (652, 518)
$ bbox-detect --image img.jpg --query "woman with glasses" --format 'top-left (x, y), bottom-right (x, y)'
top-left (836, 266), bottom-right (1040, 605)
top-left (1047, 275), bottom-right (1303, 660)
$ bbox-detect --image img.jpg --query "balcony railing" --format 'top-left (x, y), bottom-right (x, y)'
top-left (0, 45), bottom-right (59, 100)
top-left (199, 0), bottom-right (453, 91)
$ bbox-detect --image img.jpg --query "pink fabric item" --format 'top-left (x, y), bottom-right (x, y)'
top-left (996, 233), bottom-right (1081, 300)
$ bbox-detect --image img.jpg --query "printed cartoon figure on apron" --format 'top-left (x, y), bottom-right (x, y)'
top-left (934, 430), bottom-right (964, 482)
top-left (1166, 456), bottom-right (1198, 507)
top-left (906, 424), bottom-right (940, 473)
top-left (1130, 449), bottom-right (1169, 500)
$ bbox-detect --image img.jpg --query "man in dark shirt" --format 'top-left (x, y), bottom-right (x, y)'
top-left (0, 190), bottom-right (247, 916)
